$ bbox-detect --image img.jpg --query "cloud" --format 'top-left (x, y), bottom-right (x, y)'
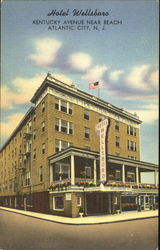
top-left (109, 70), bottom-right (124, 81)
top-left (1, 74), bottom-right (46, 108)
top-left (1, 113), bottom-right (24, 140)
top-left (148, 70), bottom-right (159, 90)
top-left (124, 64), bottom-right (153, 91)
top-left (1, 86), bottom-right (16, 109)
top-left (68, 52), bottom-right (92, 71)
top-left (104, 64), bottom-right (158, 101)
top-left (1, 73), bottom-right (75, 109)
top-left (82, 65), bottom-right (108, 83)
top-left (129, 103), bottom-right (158, 124)
top-left (28, 38), bottom-right (62, 67)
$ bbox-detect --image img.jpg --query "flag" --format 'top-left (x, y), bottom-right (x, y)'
top-left (89, 81), bottom-right (99, 89)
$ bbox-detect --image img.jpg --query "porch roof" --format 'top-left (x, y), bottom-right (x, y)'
top-left (107, 155), bottom-right (158, 171)
top-left (48, 146), bottom-right (158, 171)
top-left (48, 147), bottom-right (99, 164)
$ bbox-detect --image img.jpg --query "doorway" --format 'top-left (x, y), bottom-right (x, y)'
top-left (86, 192), bottom-right (111, 215)
top-left (140, 195), bottom-right (152, 210)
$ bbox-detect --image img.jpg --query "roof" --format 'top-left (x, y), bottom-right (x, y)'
top-left (31, 74), bottom-right (142, 124)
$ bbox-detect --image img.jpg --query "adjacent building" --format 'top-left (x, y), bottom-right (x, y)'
top-left (0, 73), bottom-right (158, 217)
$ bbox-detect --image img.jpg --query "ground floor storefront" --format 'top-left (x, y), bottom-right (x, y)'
top-left (48, 188), bottom-right (158, 217)
top-left (0, 189), bottom-right (158, 218)
top-left (0, 191), bottom-right (49, 214)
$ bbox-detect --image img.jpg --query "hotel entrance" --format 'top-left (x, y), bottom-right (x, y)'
top-left (86, 192), bottom-right (111, 215)
top-left (139, 195), bottom-right (154, 210)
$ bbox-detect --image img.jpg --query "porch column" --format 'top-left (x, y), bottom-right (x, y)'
top-left (122, 164), bottom-right (125, 183)
top-left (93, 159), bottom-right (97, 185)
top-left (71, 154), bottom-right (75, 185)
top-left (136, 166), bottom-right (139, 185)
top-left (50, 164), bottom-right (53, 182)
top-left (154, 170), bottom-right (158, 187)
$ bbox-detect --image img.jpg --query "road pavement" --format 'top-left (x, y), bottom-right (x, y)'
top-left (0, 210), bottom-right (158, 250)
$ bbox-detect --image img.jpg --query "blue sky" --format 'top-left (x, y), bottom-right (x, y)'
top-left (1, 0), bottom-right (159, 171)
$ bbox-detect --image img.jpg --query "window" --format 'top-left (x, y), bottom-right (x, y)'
top-left (55, 118), bottom-right (59, 131)
top-left (127, 125), bottom-right (136, 136)
top-left (115, 170), bottom-right (121, 181)
top-left (55, 140), bottom-right (59, 153)
top-left (55, 98), bottom-right (73, 115)
top-left (42, 101), bottom-right (45, 112)
top-left (55, 140), bottom-right (71, 153)
top-left (33, 130), bottom-right (36, 140)
top-left (23, 155), bottom-right (27, 164)
top-left (55, 98), bottom-right (59, 110)
top-left (19, 157), bottom-right (22, 168)
top-left (116, 136), bottom-right (120, 147)
top-left (42, 143), bottom-right (46, 154)
top-left (115, 121), bottom-right (120, 131)
top-left (61, 141), bottom-right (69, 151)
top-left (33, 149), bottom-right (36, 159)
top-left (42, 121), bottom-right (45, 132)
top-left (69, 122), bottom-right (73, 134)
top-left (84, 109), bottom-right (90, 120)
top-left (55, 119), bottom-right (73, 135)
top-left (39, 166), bottom-right (43, 182)
top-left (61, 100), bottom-right (67, 113)
top-left (68, 103), bottom-right (72, 115)
top-left (53, 196), bottom-right (64, 210)
top-left (26, 142), bottom-right (31, 153)
top-left (9, 180), bottom-right (12, 191)
top-left (25, 172), bottom-right (30, 186)
top-left (85, 166), bottom-right (92, 179)
top-left (33, 114), bottom-right (36, 121)
top-left (28, 121), bottom-right (32, 133)
top-left (113, 196), bottom-right (117, 204)
top-left (84, 127), bottom-right (90, 139)
top-left (77, 197), bottom-right (81, 206)
top-left (128, 141), bottom-right (136, 151)
top-left (61, 120), bottom-right (67, 133)
top-left (54, 164), bottom-right (70, 181)
top-left (127, 172), bottom-right (135, 182)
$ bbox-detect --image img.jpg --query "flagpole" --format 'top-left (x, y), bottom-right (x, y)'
top-left (98, 85), bottom-right (100, 98)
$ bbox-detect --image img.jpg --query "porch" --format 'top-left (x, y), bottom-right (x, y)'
top-left (48, 147), bottom-right (158, 191)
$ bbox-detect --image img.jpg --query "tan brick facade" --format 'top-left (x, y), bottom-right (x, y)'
top-left (0, 74), bottom-right (158, 216)
top-left (0, 74), bottom-right (141, 198)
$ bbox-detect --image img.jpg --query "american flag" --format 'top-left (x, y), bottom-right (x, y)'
top-left (89, 81), bottom-right (99, 89)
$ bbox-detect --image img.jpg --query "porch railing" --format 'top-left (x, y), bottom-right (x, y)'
top-left (48, 179), bottom-right (158, 191)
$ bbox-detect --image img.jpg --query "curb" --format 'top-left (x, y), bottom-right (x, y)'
top-left (0, 207), bottom-right (158, 226)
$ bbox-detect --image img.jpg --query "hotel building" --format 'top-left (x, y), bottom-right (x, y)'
top-left (0, 73), bottom-right (158, 217)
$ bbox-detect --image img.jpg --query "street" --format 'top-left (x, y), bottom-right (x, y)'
top-left (0, 210), bottom-right (158, 250)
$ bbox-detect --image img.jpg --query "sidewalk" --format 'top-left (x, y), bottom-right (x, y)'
top-left (0, 206), bottom-right (158, 225)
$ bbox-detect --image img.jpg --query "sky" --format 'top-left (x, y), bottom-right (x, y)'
top-left (1, 0), bottom-right (159, 174)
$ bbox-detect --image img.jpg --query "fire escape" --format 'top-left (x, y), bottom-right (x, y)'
top-left (14, 130), bottom-right (32, 199)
